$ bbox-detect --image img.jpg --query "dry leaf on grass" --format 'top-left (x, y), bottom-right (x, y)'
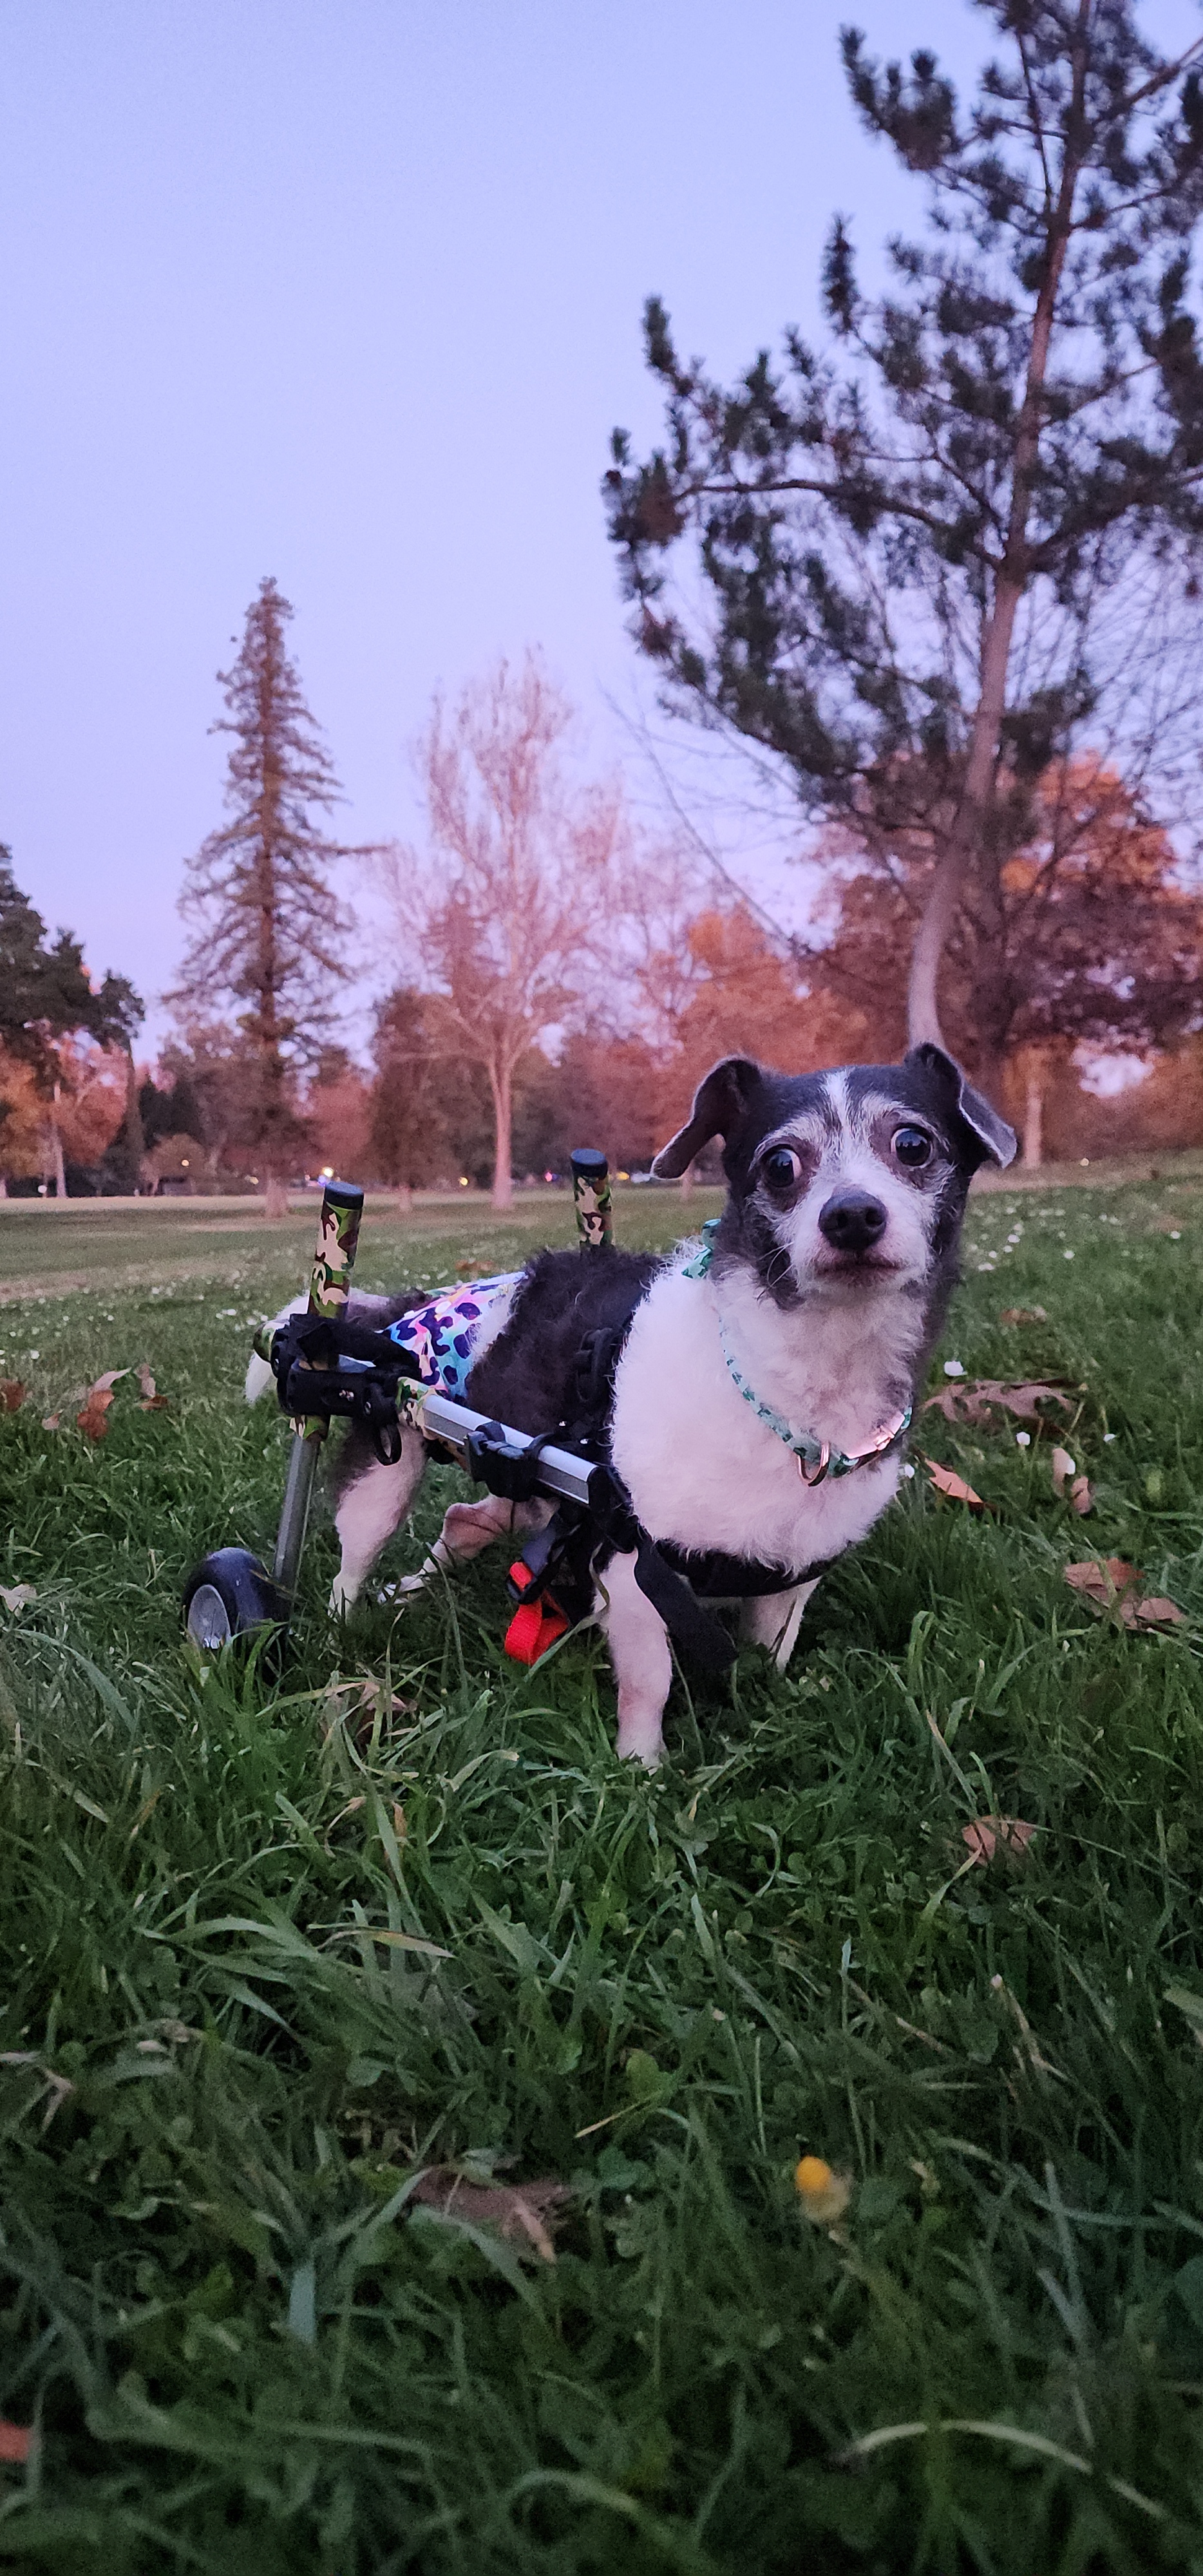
top-left (135, 1361), bottom-right (167, 1410)
top-left (999, 1305), bottom-right (1048, 1327)
top-left (922, 1457), bottom-right (989, 1510)
top-left (75, 1369), bottom-right (128, 1441)
top-left (1063, 1559), bottom-right (1186, 1629)
top-left (0, 2423), bottom-right (32, 2464)
top-left (41, 1414), bottom-right (59, 1431)
top-left (925, 1379), bottom-right (1070, 1430)
top-left (0, 1381), bottom-right (25, 1413)
top-left (0, 1586), bottom-right (35, 1615)
top-left (1130, 1596), bottom-right (1187, 1628)
top-left (962, 1815), bottom-right (1036, 1866)
top-left (1070, 1475), bottom-right (1094, 1516)
top-left (1065, 1557), bottom-right (1141, 1604)
top-left (410, 2166), bottom-right (574, 2264)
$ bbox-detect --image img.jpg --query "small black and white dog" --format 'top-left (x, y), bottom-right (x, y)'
top-left (250, 1044), bottom-right (1015, 1765)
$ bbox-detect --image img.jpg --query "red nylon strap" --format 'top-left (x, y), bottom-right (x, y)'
top-left (503, 1562), bottom-right (570, 1667)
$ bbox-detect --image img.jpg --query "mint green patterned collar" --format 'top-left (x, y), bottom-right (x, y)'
top-left (682, 1220), bottom-right (911, 1486)
top-left (682, 1217), bottom-right (723, 1280)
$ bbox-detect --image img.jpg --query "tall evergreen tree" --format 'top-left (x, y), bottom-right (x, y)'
top-left (606, 1), bottom-right (1203, 1075)
top-left (171, 578), bottom-right (355, 1204)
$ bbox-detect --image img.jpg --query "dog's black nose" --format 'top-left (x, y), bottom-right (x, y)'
top-left (818, 1189), bottom-right (888, 1255)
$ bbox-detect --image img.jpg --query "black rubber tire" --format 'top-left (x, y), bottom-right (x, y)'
top-left (182, 1548), bottom-right (290, 1649)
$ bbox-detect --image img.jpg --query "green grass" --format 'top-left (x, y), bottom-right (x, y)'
top-left (0, 1188), bottom-right (623, 1301)
top-left (1, 1174), bottom-right (1202, 2572)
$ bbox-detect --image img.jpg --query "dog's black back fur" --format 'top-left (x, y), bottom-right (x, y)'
top-left (466, 1248), bottom-right (661, 1434)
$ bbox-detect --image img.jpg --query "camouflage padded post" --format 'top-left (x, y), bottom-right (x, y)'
top-left (275, 1182), bottom-right (365, 1586)
top-left (571, 1148), bottom-right (612, 1253)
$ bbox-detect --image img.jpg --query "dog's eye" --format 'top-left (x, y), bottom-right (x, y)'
top-left (893, 1124), bottom-right (933, 1168)
top-left (760, 1147), bottom-right (803, 1194)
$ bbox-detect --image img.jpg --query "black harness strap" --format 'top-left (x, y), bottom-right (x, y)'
top-left (656, 1541), bottom-right (815, 1601)
top-left (503, 1291), bottom-right (832, 1676)
top-left (592, 1475), bottom-right (833, 1676)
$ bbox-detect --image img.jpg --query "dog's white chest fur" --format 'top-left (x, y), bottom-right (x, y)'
top-left (609, 1262), bottom-right (913, 1571)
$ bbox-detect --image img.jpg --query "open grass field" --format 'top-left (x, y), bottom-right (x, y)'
top-left (1, 1166), bottom-right (1203, 2571)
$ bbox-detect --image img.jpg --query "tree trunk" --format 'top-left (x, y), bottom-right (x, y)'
top-left (490, 1061), bottom-right (514, 1210)
top-left (679, 1160), bottom-right (694, 1199)
top-left (906, 580), bottom-right (1021, 1051)
top-left (906, 12), bottom-right (1086, 1054)
top-left (395, 1182), bottom-right (413, 1213)
top-left (1023, 1072), bottom-right (1044, 1168)
top-left (265, 1177), bottom-right (289, 1218)
top-left (0, 1174), bottom-right (7, 1197)
top-left (49, 1086), bottom-right (67, 1197)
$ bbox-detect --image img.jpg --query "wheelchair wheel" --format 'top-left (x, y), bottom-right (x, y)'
top-left (182, 1548), bottom-right (290, 1649)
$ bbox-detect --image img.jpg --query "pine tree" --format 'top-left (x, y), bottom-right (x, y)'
top-left (171, 578), bottom-right (355, 1207)
top-left (606, 1), bottom-right (1203, 1077)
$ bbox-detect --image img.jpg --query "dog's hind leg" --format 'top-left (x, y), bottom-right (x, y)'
top-left (384, 1493), bottom-right (553, 1604)
top-left (595, 1550), bottom-right (673, 1768)
top-left (740, 1580), bottom-right (819, 1672)
top-left (431, 1493), bottom-right (553, 1569)
top-left (331, 1425), bottom-right (428, 1612)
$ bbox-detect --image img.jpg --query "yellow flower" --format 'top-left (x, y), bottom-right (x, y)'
top-left (793, 2156), bottom-right (851, 2224)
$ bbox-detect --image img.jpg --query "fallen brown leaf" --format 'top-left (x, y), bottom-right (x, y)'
top-left (0, 1381), bottom-right (25, 1413)
top-left (1064, 1557), bottom-right (1142, 1605)
top-left (1063, 1560), bottom-right (1186, 1629)
top-left (75, 1368), bottom-right (128, 1441)
top-left (999, 1305), bottom-right (1048, 1327)
top-left (962, 1816), bottom-right (1036, 1866)
top-left (0, 2422), bottom-right (32, 2464)
top-left (925, 1379), bottom-right (1070, 1430)
top-left (410, 2166), bottom-right (574, 2264)
top-left (41, 1414), bottom-right (60, 1432)
top-left (922, 1457), bottom-right (989, 1510)
top-left (1130, 1596), bottom-right (1187, 1630)
top-left (1070, 1475), bottom-right (1094, 1517)
top-left (135, 1360), bottom-right (167, 1410)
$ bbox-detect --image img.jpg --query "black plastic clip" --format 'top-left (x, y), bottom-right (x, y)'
top-left (464, 1420), bottom-right (549, 1502)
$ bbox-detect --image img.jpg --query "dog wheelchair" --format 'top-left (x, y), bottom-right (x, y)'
top-left (182, 1155), bottom-right (806, 1673)
top-left (181, 1156), bottom-right (628, 1654)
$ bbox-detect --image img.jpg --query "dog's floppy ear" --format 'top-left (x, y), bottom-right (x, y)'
top-left (906, 1043), bottom-right (1018, 1171)
top-left (651, 1056), bottom-right (764, 1180)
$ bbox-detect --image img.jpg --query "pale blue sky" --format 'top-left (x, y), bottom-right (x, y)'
top-left (0, 1), bottom-right (1192, 1043)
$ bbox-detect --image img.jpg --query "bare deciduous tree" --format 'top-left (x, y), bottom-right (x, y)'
top-left (377, 656), bottom-right (623, 1208)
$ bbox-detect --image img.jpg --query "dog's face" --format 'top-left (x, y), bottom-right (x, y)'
top-left (652, 1045), bottom-right (1016, 1311)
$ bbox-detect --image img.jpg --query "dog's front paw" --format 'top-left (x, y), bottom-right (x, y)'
top-left (616, 1709), bottom-right (665, 1768)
